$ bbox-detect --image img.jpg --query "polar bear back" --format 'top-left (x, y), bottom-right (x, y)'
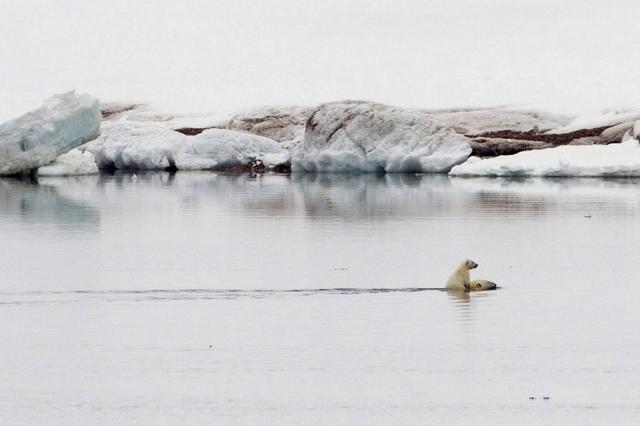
top-left (446, 261), bottom-right (471, 290)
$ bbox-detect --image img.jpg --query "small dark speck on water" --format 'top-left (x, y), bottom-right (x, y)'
top-left (584, 215), bottom-right (592, 218)
top-left (529, 397), bottom-right (535, 400)
top-left (208, 345), bottom-right (213, 349)
top-left (543, 396), bottom-right (550, 400)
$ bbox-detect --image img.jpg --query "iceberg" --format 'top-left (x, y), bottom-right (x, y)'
top-left (0, 92), bottom-right (100, 175)
top-left (292, 101), bottom-right (471, 173)
top-left (84, 122), bottom-right (287, 171)
top-left (37, 149), bottom-right (99, 176)
top-left (450, 137), bottom-right (640, 178)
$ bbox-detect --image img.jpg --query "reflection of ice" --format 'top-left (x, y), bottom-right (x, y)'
top-left (291, 174), bottom-right (640, 220)
top-left (0, 178), bottom-right (99, 227)
top-left (450, 176), bottom-right (640, 218)
top-left (32, 172), bottom-right (640, 223)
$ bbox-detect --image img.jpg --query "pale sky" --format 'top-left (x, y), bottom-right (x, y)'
top-left (1, 0), bottom-right (639, 121)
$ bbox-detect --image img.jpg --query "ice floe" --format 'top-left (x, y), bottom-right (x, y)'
top-left (450, 137), bottom-right (640, 177)
top-left (174, 128), bottom-right (288, 170)
top-left (0, 92), bottom-right (100, 175)
top-left (83, 122), bottom-right (287, 171)
top-left (292, 101), bottom-right (472, 173)
top-left (38, 149), bottom-right (99, 176)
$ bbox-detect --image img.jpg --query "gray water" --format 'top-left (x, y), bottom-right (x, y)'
top-left (1, 173), bottom-right (639, 425)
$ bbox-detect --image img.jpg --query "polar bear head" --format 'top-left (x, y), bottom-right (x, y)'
top-left (471, 280), bottom-right (498, 291)
top-left (465, 259), bottom-right (478, 270)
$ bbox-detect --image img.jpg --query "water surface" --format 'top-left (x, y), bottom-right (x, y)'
top-left (1, 173), bottom-right (639, 424)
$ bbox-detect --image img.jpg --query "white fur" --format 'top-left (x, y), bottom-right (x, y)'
top-left (446, 259), bottom-right (497, 291)
top-left (446, 259), bottom-right (477, 291)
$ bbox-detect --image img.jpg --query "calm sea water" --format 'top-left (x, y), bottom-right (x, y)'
top-left (1, 173), bottom-right (639, 425)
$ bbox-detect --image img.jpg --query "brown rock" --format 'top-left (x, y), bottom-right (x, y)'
top-left (469, 138), bottom-right (553, 157)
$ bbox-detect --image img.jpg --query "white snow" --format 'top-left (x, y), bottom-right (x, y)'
top-left (84, 122), bottom-right (287, 171)
top-left (100, 102), bottom-right (232, 130)
top-left (37, 149), bottom-right (99, 176)
top-left (450, 139), bottom-right (640, 177)
top-left (0, 92), bottom-right (100, 175)
top-left (548, 110), bottom-right (640, 134)
top-left (428, 108), bottom-right (571, 135)
top-left (292, 101), bottom-right (471, 173)
top-left (174, 128), bottom-right (287, 170)
top-left (85, 122), bottom-right (182, 170)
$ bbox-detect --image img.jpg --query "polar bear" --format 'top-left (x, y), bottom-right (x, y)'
top-left (446, 259), bottom-right (497, 291)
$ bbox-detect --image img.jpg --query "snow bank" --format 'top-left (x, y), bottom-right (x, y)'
top-left (428, 108), bottom-right (570, 135)
top-left (174, 128), bottom-right (288, 170)
top-left (85, 122), bottom-right (182, 170)
top-left (84, 122), bottom-right (287, 171)
top-left (100, 102), bottom-right (231, 130)
top-left (449, 139), bottom-right (640, 177)
top-left (37, 149), bottom-right (99, 176)
top-left (292, 101), bottom-right (471, 173)
top-left (549, 110), bottom-right (640, 134)
top-left (0, 92), bottom-right (100, 175)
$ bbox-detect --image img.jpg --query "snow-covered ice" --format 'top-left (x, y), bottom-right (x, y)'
top-left (450, 137), bottom-right (640, 177)
top-left (85, 122), bottom-right (182, 170)
top-left (99, 102), bottom-right (232, 131)
top-left (292, 101), bottom-right (471, 173)
top-left (428, 108), bottom-right (571, 135)
top-left (174, 128), bottom-right (288, 170)
top-left (548, 110), bottom-right (640, 134)
top-left (84, 122), bottom-right (287, 171)
top-left (0, 92), bottom-right (100, 175)
top-left (37, 149), bottom-right (99, 176)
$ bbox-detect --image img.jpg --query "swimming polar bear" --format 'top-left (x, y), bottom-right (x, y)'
top-left (446, 259), bottom-right (497, 291)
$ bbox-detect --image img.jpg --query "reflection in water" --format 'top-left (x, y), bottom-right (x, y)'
top-left (0, 178), bottom-right (100, 228)
top-left (2, 172), bottom-right (640, 425)
top-left (21, 172), bottom-right (640, 224)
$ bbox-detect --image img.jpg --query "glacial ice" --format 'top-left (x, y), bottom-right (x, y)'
top-left (449, 137), bottom-right (640, 177)
top-left (37, 149), bottom-right (99, 176)
top-left (0, 92), bottom-right (100, 175)
top-left (292, 101), bottom-right (472, 173)
top-left (84, 122), bottom-right (287, 171)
